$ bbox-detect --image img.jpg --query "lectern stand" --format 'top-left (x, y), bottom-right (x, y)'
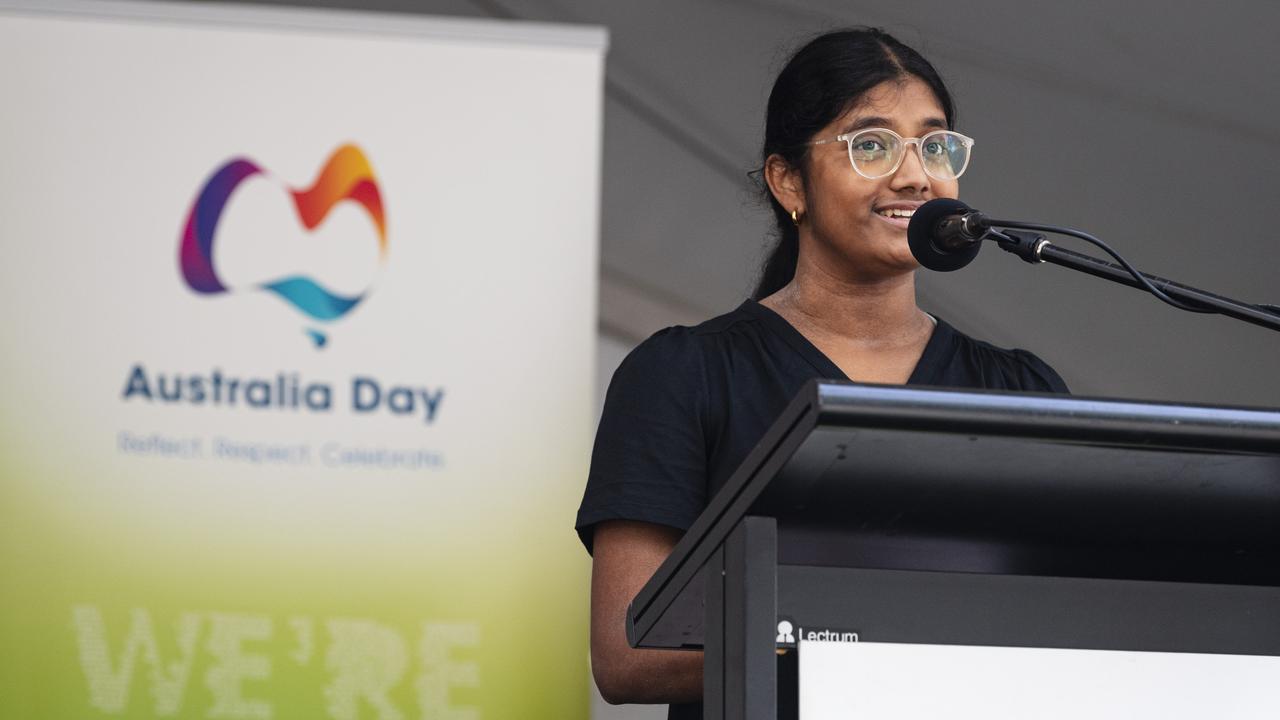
top-left (626, 382), bottom-right (1280, 719)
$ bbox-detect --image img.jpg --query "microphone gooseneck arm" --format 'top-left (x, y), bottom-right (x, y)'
top-left (986, 221), bottom-right (1280, 334)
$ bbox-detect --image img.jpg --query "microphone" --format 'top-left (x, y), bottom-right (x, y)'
top-left (905, 202), bottom-right (1280, 334)
top-left (907, 198), bottom-right (990, 271)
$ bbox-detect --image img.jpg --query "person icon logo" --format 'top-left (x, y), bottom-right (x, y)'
top-left (776, 620), bottom-right (795, 644)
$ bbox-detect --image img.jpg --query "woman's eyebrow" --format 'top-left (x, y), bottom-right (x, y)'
top-left (843, 116), bottom-right (890, 133)
top-left (842, 116), bottom-right (950, 133)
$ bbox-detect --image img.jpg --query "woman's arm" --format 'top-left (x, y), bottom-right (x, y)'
top-left (590, 520), bottom-right (703, 705)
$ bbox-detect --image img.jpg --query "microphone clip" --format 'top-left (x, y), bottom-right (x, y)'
top-left (990, 229), bottom-right (1050, 265)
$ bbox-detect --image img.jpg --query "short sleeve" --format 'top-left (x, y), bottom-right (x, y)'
top-left (575, 328), bottom-right (710, 555)
top-left (1010, 349), bottom-right (1071, 394)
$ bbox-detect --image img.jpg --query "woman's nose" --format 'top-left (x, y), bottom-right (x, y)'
top-left (890, 141), bottom-right (931, 191)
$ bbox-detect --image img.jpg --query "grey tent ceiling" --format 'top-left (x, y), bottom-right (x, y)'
top-left (199, 0), bottom-right (1280, 407)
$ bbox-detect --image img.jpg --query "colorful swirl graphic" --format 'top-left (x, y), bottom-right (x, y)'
top-left (178, 144), bottom-right (386, 345)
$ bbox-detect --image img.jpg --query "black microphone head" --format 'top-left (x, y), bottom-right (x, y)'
top-left (908, 198), bottom-right (983, 272)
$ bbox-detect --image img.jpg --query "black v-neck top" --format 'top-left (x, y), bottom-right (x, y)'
top-left (575, 299), bottom-right (1068, 719)
top-left (578, 299), bottom-right (1068, 552)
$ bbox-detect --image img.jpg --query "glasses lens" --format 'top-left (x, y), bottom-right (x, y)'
top-left (847, 129), bottom-right (902, 178)
top-left (920, 131), bottom-right (970, 180)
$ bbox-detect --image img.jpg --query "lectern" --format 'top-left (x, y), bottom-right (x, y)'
top-left (626, 382), bottom-right (1280, 719)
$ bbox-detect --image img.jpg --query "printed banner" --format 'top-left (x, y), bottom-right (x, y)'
top-left (0, 2), bottom-right (605, 718)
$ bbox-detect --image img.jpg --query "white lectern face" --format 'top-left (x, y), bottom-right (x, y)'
top-left (799, 640), bottom-right (1280, 719)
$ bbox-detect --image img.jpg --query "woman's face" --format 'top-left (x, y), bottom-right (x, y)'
top-left (796, 77), bottom-right (960, 281)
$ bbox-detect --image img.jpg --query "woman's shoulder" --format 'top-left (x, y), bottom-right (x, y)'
top-left (618, 302), bottom-right (765, 367)
top-left (933, 318), bottom-right (1071, 394)
top-left (580, 306), bottom-right (766, 552)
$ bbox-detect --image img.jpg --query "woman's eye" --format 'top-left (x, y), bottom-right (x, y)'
top-left (856, 140), bottom-right (884, 152)
top-left (923, 141), bottom-right (945, 155)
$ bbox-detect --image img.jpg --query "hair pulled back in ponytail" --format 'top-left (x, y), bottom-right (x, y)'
top-left (752, 28), bottom-right (956, 299)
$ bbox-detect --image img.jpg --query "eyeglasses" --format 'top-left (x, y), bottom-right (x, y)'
top-left (810, 127), bottom-right (975, 181)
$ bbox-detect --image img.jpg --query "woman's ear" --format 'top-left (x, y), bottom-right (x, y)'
top-left (764, 153), bottom-right (805, 216)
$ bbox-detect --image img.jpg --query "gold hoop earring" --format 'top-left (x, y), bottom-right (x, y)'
top-left (791, 209), bottom-right (803, 227)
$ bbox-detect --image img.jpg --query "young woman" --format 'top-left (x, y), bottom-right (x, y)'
top-left (577, 28), bottom-right (1068, 718)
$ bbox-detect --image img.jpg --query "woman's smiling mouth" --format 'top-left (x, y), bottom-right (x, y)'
top-left (874, 204), bottom-right (920, 229)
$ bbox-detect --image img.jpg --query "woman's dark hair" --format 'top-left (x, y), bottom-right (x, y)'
top-left (752, 28), bottom-right (956, 299)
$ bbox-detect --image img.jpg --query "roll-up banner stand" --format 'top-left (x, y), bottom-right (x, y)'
top-left (0, 2), bottom-right (605, 717)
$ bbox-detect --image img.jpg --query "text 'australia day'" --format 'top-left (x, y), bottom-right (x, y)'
top-left (121, 364), bottom-right (444, 424)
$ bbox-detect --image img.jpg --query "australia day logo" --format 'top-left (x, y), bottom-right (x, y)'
top-left (178, 144), bottom-right (387, 348)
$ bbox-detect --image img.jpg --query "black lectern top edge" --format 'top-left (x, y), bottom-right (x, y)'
top-left (626, 381), bottom-right (1280, 649)
top-left (815, 382), bottom-right (1280, 452)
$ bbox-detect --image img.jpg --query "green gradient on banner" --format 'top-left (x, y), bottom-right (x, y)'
top-left (1, 442), bottom-right (591, 719)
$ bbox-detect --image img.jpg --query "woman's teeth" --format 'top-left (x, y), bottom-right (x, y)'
top-left (877, 208), bottom-right (914, 218)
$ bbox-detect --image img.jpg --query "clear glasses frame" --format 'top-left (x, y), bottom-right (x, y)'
top-left (810, 127), bottom-right (976, 181)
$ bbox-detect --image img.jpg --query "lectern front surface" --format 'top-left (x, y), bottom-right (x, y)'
top-left (798, 640), bottom-right (1280, 719)
top-left (768, 424), bottom-right (1279, 583)
top-left (628, 382), bottom-right (1280, 650)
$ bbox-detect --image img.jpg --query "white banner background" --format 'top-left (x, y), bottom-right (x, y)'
top-left (0, 2), bottom-right (605, 717)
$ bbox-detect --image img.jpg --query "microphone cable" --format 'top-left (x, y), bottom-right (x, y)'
top-left (910, 198), bottom-right (1280, 327)
top-left (987, 219), bottom-right (1220, 315)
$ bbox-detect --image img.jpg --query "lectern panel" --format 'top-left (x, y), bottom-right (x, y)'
top-left (798, 641), bottom-right (1280, 719)
top-left (629, 382), bottom-right (1280, 653)
top-left (778, 565), bottom-right (1280, 655)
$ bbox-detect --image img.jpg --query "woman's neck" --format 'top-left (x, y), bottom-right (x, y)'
top-left (761, 262), bottom-right (927, 348)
